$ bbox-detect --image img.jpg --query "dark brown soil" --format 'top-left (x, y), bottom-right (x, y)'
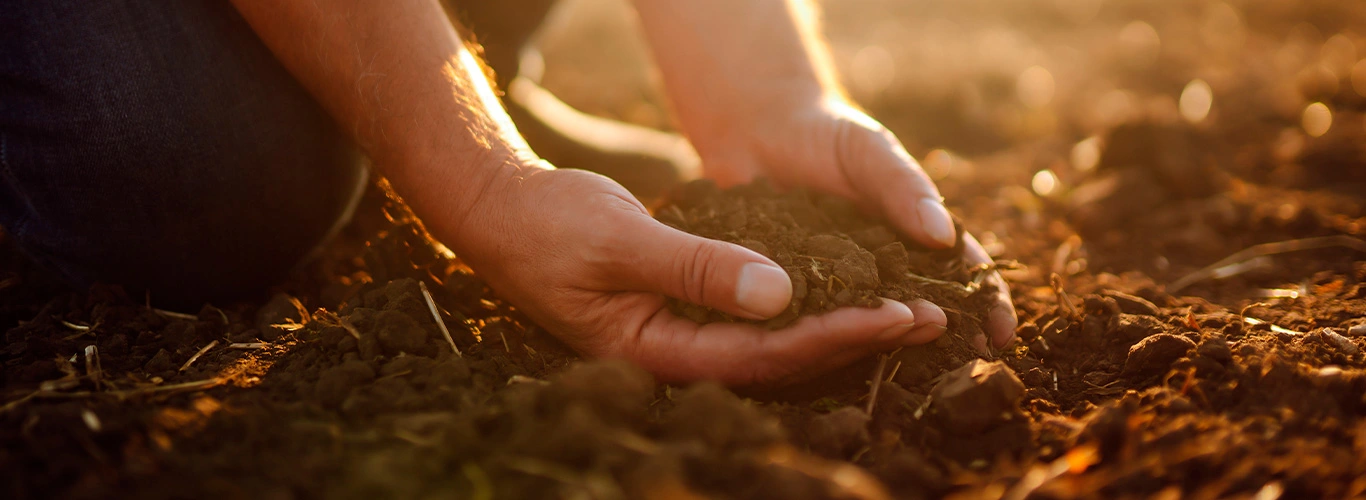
top-left (656, 180), bottom-right (993, 333)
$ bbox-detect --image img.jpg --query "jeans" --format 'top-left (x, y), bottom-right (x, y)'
top-left (0, 0), bottom-right (553, 307)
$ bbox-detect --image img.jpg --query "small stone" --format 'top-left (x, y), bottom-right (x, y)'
top-left (1123, 333), bottom-right (1196, 377)
top-left (806, 407), bottom-right (871, 457)
top-left (1101, 291), bottom-right (1161, 316)
top-left (1348, 323), bottom-right (1366, 337)
top-left (929, 360), bottom-right (1025, 435)
top-left (256, 293), bottom-right (307, 341)
top-left (1110, 314), bottom-right (1166, 343)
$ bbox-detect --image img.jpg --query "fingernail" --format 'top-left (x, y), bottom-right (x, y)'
top-left (990, 306), bottom-right (1019, 349)
top-left (736, 262), bottom-right (792, 319)
top-left (917, 198), bottom-right (957, 247)
top-left (879, 322), bottom-right (918, 341)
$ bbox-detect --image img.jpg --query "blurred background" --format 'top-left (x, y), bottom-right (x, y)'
top-left (527, 0), bottom-right (1366, 299)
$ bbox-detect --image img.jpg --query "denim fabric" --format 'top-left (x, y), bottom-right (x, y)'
top-left (0, 1), bottom-right (367, 307)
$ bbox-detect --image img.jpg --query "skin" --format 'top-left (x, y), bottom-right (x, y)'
top-left (229, 0), bottom-right (1017, 386)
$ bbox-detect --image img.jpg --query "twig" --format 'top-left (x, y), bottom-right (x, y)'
top-left (178, 340), bottom-right (219, 373)
top-left (2, 378), bottom-right (225, 413)
top-left (418, 281), bottom-right (462, 357)
top-left (61, 320), bottom-right (91, 332)
top-left (866, 354), bottom-right (890, 415)
top-left (507, 375), bottom-right (548, 386)
top-left (84, 345), bottom-right (103, 391)
top-left (1243, 317), bottom-right (1300, 336)
top-left (227, 343), bottom-right (266, 350)
top-left (1169, 235), bottom-right (1366, 293)
top-left (886, 361), bottom-right (903, 383)
top-left (152, 308), bottom-right (199, 321)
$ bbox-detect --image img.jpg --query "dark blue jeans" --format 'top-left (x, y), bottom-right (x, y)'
top-left (0, 1), bottom-right (369, 307)
top-left (0, 0), bottom-right (559, 307)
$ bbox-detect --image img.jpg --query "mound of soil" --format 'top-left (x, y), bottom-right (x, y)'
top-left (656, 180), bottom-right (993, 331)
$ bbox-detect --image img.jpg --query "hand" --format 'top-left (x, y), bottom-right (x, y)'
top-left (689, 98), bottom-right (1018, 351)
top-left (451, 166), bottom-right (949, 385)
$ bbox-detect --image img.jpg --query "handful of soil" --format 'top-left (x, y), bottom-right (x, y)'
top-left (655, 180), bottom-right (993, 329)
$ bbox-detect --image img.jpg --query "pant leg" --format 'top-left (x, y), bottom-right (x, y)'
top-left (0, 1), bottom-right (366, 308)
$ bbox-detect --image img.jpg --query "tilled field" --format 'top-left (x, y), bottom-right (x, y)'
top-left (4, 0), bottom-right (1366, 498)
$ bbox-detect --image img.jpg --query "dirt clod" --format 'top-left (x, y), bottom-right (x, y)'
top-left (1123, 333), bottom-right (1196, 378)
top-left (928, 360), bottom-right (1025, 435)
top-left (1110, 313), bottom-right (1167, 343)
top-left (805, 406), bottom-right (871, 457)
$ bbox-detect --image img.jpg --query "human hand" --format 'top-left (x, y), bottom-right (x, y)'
top-left (687, 98), bottom-right (1018, 351)
top-left (449, 166), bottom-right (950, 385)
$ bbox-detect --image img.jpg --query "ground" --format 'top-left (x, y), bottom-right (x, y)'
top-left (4, 0), bottom-right (1366, 498)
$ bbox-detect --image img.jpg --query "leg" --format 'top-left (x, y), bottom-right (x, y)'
top-left (0, 0), bottom-right (366, 308)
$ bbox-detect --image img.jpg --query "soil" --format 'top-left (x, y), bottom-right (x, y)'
top-left (4, 0), bottom-right (1366, 499)
top-left (655, 180), bottom-right (993, 334)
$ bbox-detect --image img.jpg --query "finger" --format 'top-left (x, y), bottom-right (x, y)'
top-left (834, 110), bottom-right (957, 249)
top-left (962, 232), bottom-right (1018, 350)
top-left (606, 214), bottom-right (792, 320)
top-left (902, 299), bottom-right (948, 345)
top-left (624, 298), bottom-right (922, 385)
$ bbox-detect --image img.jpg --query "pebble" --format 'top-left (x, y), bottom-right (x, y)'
top-left (1348, 323), bottom-right (1366, 337)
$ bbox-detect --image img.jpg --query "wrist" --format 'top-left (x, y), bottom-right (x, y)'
top-left (382, 139), bottom-right (549, 252)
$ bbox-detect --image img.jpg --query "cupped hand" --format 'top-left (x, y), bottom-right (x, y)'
top-left (451, 167), bottom-right (949, 385)
top-left (687, 98), bottom-right (1018, 351)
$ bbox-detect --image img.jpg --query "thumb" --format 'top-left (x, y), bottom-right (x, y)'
top-left (611, 216), bottom-right (792, 320)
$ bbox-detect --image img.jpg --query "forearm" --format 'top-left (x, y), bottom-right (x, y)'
top-left (631, 0), bottom-right (844, 145)
top-left (230, 0), bottom-right (542, 239)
